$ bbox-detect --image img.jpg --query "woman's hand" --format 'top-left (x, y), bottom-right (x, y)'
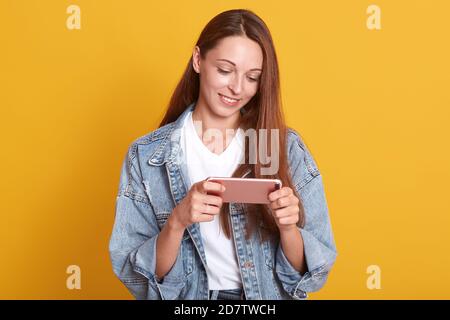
top-left (268, 187), bottom-right (300, 232)
top-left (169, 180), bottom-right (225, 230)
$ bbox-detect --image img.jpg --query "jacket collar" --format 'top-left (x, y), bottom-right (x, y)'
top-left (147, 102), bottom-right (196, 166)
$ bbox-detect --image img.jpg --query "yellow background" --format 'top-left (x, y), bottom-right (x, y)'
top-left (1, 0), bottom-right (449, 299)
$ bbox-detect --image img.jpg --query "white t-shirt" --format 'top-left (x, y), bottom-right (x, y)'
top-left (180, 110), bottom-right (244, 290)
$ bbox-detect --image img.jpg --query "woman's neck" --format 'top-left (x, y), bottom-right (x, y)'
top-left (191, 101), bottom-right (242, 154)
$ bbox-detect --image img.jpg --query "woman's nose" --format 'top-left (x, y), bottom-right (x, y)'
top-left (228, 75), bottom-right (243, 95)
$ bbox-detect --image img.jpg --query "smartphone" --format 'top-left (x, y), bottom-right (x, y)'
top-left (205, 177), bottom-right (282, 204)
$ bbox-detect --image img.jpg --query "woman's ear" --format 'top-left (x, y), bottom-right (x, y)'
top-left (192, 46), bottom-right (201, 74)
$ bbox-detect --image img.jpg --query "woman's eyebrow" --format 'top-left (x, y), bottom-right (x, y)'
top-left (216, 59), bottom-right (262, 72)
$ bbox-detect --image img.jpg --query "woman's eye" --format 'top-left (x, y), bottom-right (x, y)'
top-left (217, 68), bottom-right (231, 74)
top-left (217, 68), bottom-right (259, 82)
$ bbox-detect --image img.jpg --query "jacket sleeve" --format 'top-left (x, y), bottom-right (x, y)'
top-left (108, 143), bottom-right (186, 300)
top-left (275, 130), bottom-right (337, 299)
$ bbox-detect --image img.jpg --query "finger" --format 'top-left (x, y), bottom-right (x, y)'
top-left (192, 202), bottom-right (217, 215)
top-left (197, 213), bottom-right (215, 223)
top-left (199, 203), bottom-right (220, 215)
top-left (201, 194), bottom-right (223, 207)
top-left (272, 206), bottom-right (298, 219)
top-left (270, 196), bottom-right (287, 210)
top-left (278, 215), bottom-right (299, 225)
top-left (270, 194), bottom-right (296, 210)
top-left (268, 187), bottom-right (292, 202)
top-left (198, 180), bottom-right (225, 194)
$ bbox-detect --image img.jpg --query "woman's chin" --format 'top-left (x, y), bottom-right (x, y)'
top-left (212, 105), bottom-right (241, 118)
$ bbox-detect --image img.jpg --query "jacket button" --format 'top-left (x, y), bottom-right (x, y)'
top-left (244, 261), bottom-right (253, 268)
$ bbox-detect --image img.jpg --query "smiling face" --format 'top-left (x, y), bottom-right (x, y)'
top-left (192, 35), bottom-right (263, 119)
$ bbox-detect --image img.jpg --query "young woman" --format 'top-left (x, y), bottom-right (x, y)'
top-left (109, 9), bottom-right (337, 300)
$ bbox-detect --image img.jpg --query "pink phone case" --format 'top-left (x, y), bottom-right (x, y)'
top-left (205, 177), bottom-right (282, 204)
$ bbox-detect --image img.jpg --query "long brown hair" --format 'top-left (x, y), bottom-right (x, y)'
top-left (159, 9), bottom-right (305, 241)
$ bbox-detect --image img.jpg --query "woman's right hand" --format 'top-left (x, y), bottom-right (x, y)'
top-left (169, 180), bottom-right (226, 230)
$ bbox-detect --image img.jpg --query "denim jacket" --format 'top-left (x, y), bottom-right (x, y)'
top-left (109, 103), bottom-right (337, 300)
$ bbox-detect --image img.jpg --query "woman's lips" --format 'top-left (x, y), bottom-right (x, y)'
top-left (219, 93), bottom-right (241, 106)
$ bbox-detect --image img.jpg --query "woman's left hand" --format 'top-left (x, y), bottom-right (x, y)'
top-left (268, 187), bottom-right (300, 232)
